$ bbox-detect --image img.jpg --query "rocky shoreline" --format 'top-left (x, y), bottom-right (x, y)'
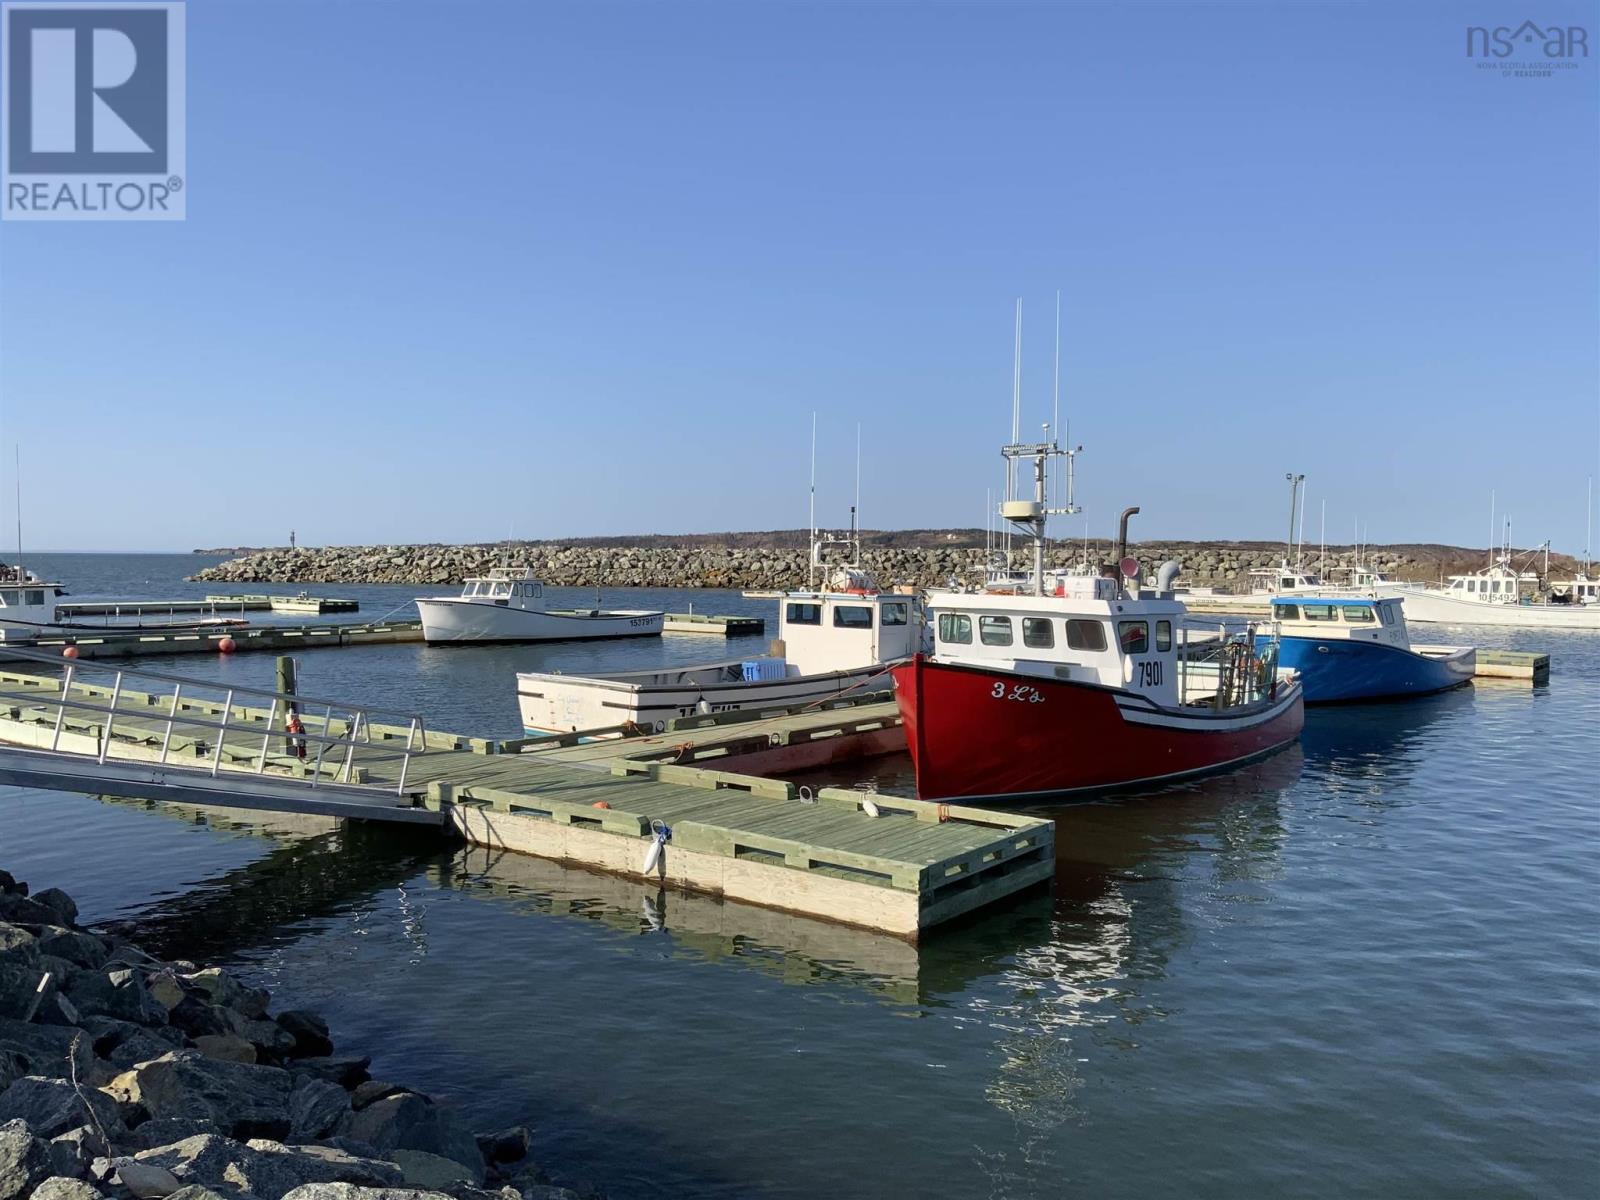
top-left (0, 871), bottom-right (586, 1200)
top-left (187, 541), bottom-right (1519, 591)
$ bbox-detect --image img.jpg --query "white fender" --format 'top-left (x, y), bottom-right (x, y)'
top-left (642, 838), bottom-right (664, 874)
top-left (861, 798), bottom-right (880, 818)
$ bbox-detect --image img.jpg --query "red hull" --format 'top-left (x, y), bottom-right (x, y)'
top-left (891, 655), bottom-right (1304, 801)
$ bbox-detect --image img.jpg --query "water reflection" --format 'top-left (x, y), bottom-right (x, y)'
top-left (102, 811), bottom-right (443, 963)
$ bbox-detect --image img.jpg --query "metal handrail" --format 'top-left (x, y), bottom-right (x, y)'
top-left (0, 645), bottom-right (426, 726)
top-left (0, 654), bottom-right (428, 798)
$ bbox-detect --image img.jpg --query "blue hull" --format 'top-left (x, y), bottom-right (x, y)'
top-left (1260, 636), bottom-right (1472, 704)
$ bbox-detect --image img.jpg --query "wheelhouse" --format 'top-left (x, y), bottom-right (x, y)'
top-left (1271, 595), bottom-right (1411, 650)
top-left (925, 573), bottom-right (1278, 709)
top-left (455, 567), bottom-right (546, 610)
top-left (778, 588), bottom-right (919, 674)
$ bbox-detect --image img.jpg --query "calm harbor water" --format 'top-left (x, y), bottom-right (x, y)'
top-left (1, 553), bottom-right (1595, 1198)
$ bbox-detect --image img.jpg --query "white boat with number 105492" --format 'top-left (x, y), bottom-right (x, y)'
top-left (415, 568), bottom-right (663, 644)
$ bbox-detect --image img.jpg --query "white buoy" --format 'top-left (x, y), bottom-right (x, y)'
top-left (861, 798), bottom-right (880, 818)
top-left (642, 837), bottom-right (664, 874)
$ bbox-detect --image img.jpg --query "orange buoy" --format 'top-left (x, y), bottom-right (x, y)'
top-left (217, 637), bottom-right (237, 654)
top-left (592, 801), bottom-right (612, 809)
top-left (61, 645), bottom-right (79, 659)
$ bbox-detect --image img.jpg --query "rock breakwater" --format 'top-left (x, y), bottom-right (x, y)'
top-left (189, 542), bottom-right (1474, 591)
top-left (0, 870), bottom-right (588, 1200)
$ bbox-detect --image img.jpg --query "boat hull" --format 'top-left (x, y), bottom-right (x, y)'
top-left (416, 600), bottom-right (664, 644)
top-left (1270, 636), bottom-right (1475, 703)
top-left (518, 663), bottom-right (891, 734)
top-left (1378, 586), bottom-right (1600, 629)
top-left (890, 655), bottom-right (1304, 802)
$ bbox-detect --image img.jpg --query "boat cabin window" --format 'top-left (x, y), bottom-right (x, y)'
top-left (1465, 580), bottom-right (1476, 593)
top-left (938, 613), bottom-right (972, 644)
top-left (786, 603), bottom-right (822, 626)
top-left (1341, 606), bottom-right (1376, 623)
top-left (1022, 617), bottom-right (1054, 649)
top-left (881, 602), bottom-right (908, 626)
top-left (0, 590), bottom-right (9, 607)
top-left (979, 615), bottom-right (1013, 646)
top-left (1274, 603), bottom-right (1300, 621)
top-left (1302, 604), bottom-right (1338, 622)
top-left (25, 590), bottom-right (42, 605)
top-left (1066, 619), bottom-right (1107, 651)
top-left (1156, 620), bottom-right (1172, 651)
top-left (833, 605), bottom-right (873, 629)
top-left (1280, 577), bottom-right (1297, 589)
top-left (1118, 621), bottom-right (1148, 655)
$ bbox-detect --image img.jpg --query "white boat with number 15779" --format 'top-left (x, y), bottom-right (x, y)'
top-left (415, 567), bottom-right (664, 644)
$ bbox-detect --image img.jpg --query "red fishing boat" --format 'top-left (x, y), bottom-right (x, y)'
top-left (892, 439), bottom-right (1304, 802)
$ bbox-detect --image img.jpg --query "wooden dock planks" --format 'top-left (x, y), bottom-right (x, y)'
top-left (0, 668), bottom-right (1052, 939)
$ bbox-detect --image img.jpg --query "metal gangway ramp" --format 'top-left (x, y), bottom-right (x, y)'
top-left (0, 648), bottom-right (441, 825)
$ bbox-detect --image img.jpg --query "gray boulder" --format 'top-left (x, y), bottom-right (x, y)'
top-left (28, 1178), bottom-right (106, 1200)
top-left (182, 970), bottom-right (268, 1019)
top-left (0, 893), bottom-right (59, 926)
top-left (346, 1094), bottom-right (483, 1182)
top-left (291, 1057), bottom-right (371, 1088)
top-left (31, 889), bottom-right (78, 928)
top-left (390, 1149), bottom-right (473, 1190)
top-left (167, 1186), bottom-right (255, 1200)
top-left (114, 1157), bottom-right (184, 1198)
top-left (275, 1011), bottom-right (334, 1058)
top-left (473, 1127), bottom-right (530, 1166)
top-left (289, 1076), bottom-right (351, 1141)
top-left (0, 1117), bottom-right (52, 1200)
top-left (65, 968), bottom-right (166, 1026)
top-left (0, 1018), bottom-right (94, 1083)
top-left (137, 1133), bottom-right (405, 1196)
top-left (0, 926), bottom-right (36, 965)
top-left (122, 1116), bottom-right (216, 1151)
top-left (48, 1124), bottom-right (109, 1177)
top-left (36, 929), bottom-right (107, 971)
top-left (0, 1075), bottom-right (124, 1139)
top-left (0, 963), bottom-right (51, 1021)
top-left (102, 1050), bottom-right (295, 1141)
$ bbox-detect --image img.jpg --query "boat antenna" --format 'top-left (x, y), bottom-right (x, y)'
top-left (1319, 499), bottom-right (1326, 576)
top-left (1297, 485), bottom-right (1308, 570)
top-left (1052, 288), bottom-right (1061, 507)
top-left (808, 412), bottom-right (817, 589)
top-left (1010, 298), bottom-right (1022, 504)
top-left (1488, 490), bottom-right (1495, 570)
top-left (13, 446), bottom-right (20, 580)
top-left (854, 422), bottom-right (862, 563)
top-left (1586, 476), bottom-right (1593, 573)
top-left (1285, 473), bottom-right (1304, 565)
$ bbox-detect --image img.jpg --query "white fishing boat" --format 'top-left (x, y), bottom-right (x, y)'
top-left (416, 567), bottom-right (664, 644)
top-left (1375, 558), bottom-right (1600, 629)
top-left (517, 540), bottom-right (919, 734)
top-left (0, 564), bottom-right (248, 642)
top-left (0, 566), bottom-right (65, 642)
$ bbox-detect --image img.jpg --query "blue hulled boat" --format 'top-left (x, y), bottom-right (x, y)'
top-left (1262, 595), bottom-right (1475, 704)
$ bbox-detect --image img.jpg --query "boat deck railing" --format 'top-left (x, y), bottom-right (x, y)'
top-left (0, 646), bottom-right (430, 796)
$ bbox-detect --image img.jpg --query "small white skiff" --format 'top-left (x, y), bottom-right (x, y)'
top-left (416, 567), bottom-right (663, 644)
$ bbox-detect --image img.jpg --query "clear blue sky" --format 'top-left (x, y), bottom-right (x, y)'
top-left (1, 0), bottom-right (1596, 554)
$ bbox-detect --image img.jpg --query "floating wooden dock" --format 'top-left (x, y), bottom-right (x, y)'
top-left (1470, 649), bottom-right (1550, 685)
top-left (0, 610), bottom-right (763, 662)
top-left (0, 620), bottom-right (426, 662)
top-left (59, 594), bottom-right (360, 617)
top-left (0, 658), bottom-right (1049, 940)
top-left (662, 613), bottom-right (765, 636)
